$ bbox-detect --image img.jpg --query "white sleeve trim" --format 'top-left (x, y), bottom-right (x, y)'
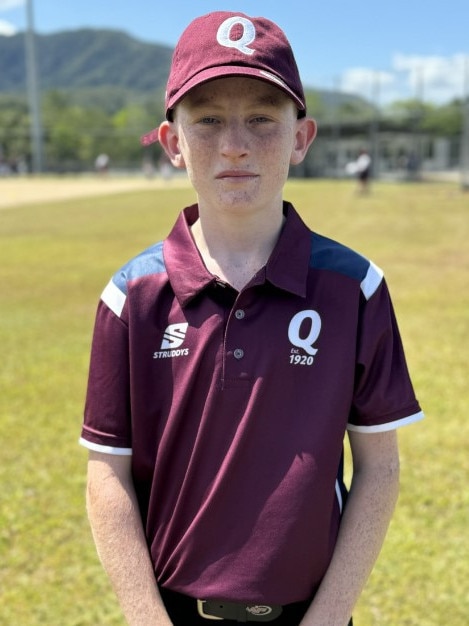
top-left (360, 261), bottom-right (384, 300)
top-left (78, 437), bottom-right (132, 455)
top-left (101, 279), bottom-right (126, 318)
top-left (347, 410), bottom-right (425, 433)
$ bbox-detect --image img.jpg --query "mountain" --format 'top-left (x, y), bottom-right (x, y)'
top-left (0, 29), bottom-right (173, 93)
top-left (0, 28), bottom-right (374, 118)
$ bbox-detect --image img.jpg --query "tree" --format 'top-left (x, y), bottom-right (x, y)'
top-left (421, 100), bottom-right (463, 136)
top-left (0, 96), bottom-right (30, 167)
top-left (40, 90), bottom-right (164, 171)
top-left (42, 91), bottom-right (114, 170)
top-left (383, 98), bottom-right (463, 136)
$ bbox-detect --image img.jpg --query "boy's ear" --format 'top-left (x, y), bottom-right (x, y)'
top-left (290, 117), bottom-right (317, 166)
top-left (158, 121), bottom-right (186, 169)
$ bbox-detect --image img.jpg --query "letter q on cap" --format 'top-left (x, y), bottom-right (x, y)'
top-left (216, 16), bottom-right (256, 55)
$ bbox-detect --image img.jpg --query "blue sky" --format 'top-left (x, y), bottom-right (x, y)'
top-left (1, 0), bottom-right (468, 105)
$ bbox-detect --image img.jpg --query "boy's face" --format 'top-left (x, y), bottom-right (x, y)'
top-left (159, 77), bottom-right (315, 218)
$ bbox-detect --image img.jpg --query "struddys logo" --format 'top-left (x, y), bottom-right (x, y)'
top-left (153, 323), bottom-right (189, 359)
top-left (288, 310), bottom-right (321, 366)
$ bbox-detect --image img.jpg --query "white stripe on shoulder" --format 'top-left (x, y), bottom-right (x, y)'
top-left (360, 261), bottom-right (384, 300)
top-left (78, 437), bottom-right (132, 455)
top-left (101, 279), bottom-right (126, 318)
top-left (347, 410), bottom-right (425, 433)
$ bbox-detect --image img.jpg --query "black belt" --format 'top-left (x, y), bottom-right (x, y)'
top-left (197, 599), bottom-right (283, 622)
top-left (159, 587), bottom-right (312, 623)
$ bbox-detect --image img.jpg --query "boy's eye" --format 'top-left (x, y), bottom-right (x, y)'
top-left (251, 116), bottom-right (272, 124)
top-left (200, 116), bottom-right (218, 124)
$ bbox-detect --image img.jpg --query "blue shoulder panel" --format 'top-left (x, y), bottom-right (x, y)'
top-left (309, 232), bottom-right (370, 283)
top-left (113, 241), bottom-right (166, 295)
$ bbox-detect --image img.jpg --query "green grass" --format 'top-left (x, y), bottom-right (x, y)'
top-left (1, 179), bottom-right (468, 625)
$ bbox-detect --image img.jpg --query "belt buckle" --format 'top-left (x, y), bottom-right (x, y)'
top-left (197, 599), bottom-right (224, 620)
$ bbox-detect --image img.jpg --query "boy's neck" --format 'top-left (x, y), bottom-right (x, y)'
top-left (190, 206), bottom-right (285, 291)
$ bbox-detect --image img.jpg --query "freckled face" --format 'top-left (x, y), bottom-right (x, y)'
top-left (170, 77), bottom-right (305, 218)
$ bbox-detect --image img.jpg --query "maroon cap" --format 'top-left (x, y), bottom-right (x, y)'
top-left (141, 12), bottom-right (306, 146)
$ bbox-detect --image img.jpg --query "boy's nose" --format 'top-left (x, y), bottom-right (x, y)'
top-left (220, 120), bottom-right (249, 158)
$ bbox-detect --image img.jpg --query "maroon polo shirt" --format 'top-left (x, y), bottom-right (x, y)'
top-left (80, 202), bottom-right (423, 604)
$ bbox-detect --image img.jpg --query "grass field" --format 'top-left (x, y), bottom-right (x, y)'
top-left (1, 178), bottom-right (468, 625)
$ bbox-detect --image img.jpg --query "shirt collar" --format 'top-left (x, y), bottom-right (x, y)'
top-left (164, 202), bottom-right (311, 307)
top-left (265, 202), bottom-right (310, 298)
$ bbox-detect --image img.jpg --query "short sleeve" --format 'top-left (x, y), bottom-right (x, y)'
top-left (348, 279), bottom-right (424, 432)
top-left (80, 297), bottom-right (133, 454)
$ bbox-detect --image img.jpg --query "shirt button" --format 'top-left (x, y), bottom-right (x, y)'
top-left (233, 348), bottom-right (244, 360)
top-left (235, 309), bottom-right (245, 320)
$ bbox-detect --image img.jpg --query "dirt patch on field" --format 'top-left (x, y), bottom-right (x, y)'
top-left (0, 175), bottom-right (190, 209)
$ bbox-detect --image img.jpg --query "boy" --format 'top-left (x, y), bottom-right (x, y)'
top-left (80, 12), bottom-right (424, 625)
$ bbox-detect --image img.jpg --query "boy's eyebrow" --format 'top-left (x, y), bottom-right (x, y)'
top-left (184, 94), bottom-right (216, 109)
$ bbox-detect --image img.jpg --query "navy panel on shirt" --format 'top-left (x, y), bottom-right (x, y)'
top-left (310, 232), bottom-right (370, 283)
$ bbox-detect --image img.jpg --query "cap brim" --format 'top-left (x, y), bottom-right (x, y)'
top-left (167, 64), bottom-right (305, 116)
top-left (140, 127), bottom-right (160, 146)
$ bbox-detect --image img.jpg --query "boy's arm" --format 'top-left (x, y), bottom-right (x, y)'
top-left (86, 451), bottom-right (173, 626)
top-left (301, 429), bottom-right (400, 626)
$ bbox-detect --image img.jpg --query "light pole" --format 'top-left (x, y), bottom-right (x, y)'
top-left (370, 71), bottom-right (380, 180)
top-left (25, 0), bottom-right (43, 173)
top-left (461, 56), bottom-right (469, 191)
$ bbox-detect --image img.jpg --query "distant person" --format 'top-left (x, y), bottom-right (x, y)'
top-left (94, 153), bottom-right (110, 176)
top-left (406, 151), bottom-right (420, 181)
top-left (355, 148), bottom-right (372, 193)
top-left (80, 11), bottom-right (424, 626)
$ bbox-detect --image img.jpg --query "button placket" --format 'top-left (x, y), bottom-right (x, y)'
top-left (233, 309), bottom-right (246, 359)
top-left (222, 301), bottom-right (250, 384)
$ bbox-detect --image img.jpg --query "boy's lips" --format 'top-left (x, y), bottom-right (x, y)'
top-left (216, 170), bottom-right (258, 180)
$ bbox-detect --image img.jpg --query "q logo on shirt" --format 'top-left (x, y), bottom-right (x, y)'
top-left (288, 310), bottom-right (321, 365)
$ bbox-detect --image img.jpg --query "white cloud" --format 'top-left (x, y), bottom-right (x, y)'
top-left (0, 0), bottom-right (25, 10)
top-left (341, 68), bottom-right (395, 101)
top-left (0, 18), bottom-right (17, 35)
top-left (340, 53), bottom-right (469, 105)
top-left (392, 53), bottom-right (468, 103)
